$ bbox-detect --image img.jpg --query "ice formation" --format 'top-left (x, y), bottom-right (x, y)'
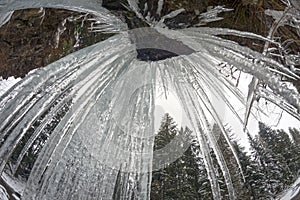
top-left (0, 0), bottom-right (299, 199)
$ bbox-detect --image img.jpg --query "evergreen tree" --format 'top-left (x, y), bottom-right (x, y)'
top-left (233, 137), bottom-right (265, 200)
top-left (247, 132), bottom-right (270, 199)
top-left (248, 122), bottom-right (300, 198)
top-left (150, 117), bottom-right (300, 199)
top-left (258, 123), bottom-right (293, 192)
top-left (196, 156), bottom-right (213, 200)
top-left (290, 128), bottom-right (300, 145)
top-left (153, 113), bottom-right (178, 151)
top-left (213, 124), bottom-right (251, 199)
top-left (273, 129), bottom-right (298, 182)
top-left (150, 113), bottom-right (206, 199)
top-left (288, 128), bottom-right (300, 176)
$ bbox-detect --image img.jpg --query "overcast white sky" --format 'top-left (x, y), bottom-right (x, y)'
top-left (154, 72), bottom-right (300, 151)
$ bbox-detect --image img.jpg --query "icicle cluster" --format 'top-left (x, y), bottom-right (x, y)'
top-left (0, 0), bottom-right (299, 199)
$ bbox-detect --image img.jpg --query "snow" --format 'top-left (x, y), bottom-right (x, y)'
top-left (277, 177), bottom-right (300, 200)
top-left (0, 76), bottom-right (21, 97)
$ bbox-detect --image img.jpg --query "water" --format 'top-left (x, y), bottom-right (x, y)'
top-left (0, 0), bottom-right (299, 199)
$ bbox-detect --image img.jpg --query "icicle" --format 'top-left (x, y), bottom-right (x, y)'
top-left (244, 78), bottom-right (259, 131)
top-left (157, 8), bottom-right (185, 27)
top-left (158, 62), bottom-right (223, 200)
top-left (10, 95), bottom-right (73, 175)
top-left (196, 6), bottom-right (233, 26)
top-left (257, 87), bottom-right (300, 121)
top-left (1, 1), bottom-right (299, 199)
top-left (177, 58), bottom-right (242, 196)
top-left (127, 0), bottom-right (151, 26)
top-left (0, 10), bottom-right (13, 27)
top-left (2, 32), bottom-right (157, 198)
top-left (156, 0), bottom-right (164, 16)
top-left (205, 46), bottom-right (300, 115)
top-left (0, 0), bottom-right (126, 32)
top-left (244, 5), bottom-right (299, 129)
top-left (18, 36), bottom-right (155, 199)
top-left (182, 27), bottom-right (279, 45)
top-left (183, 85), bottom-right (237, 199)
top-left (158, 28), bottom-right (298, 130)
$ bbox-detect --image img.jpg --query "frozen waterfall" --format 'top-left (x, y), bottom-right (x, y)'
top-left (0, 0), bottom-right (299, 199)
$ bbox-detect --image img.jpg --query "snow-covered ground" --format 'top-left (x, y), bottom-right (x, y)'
top-left (277, 176), bottom-right (300, 200)
top-left (0, 76), bottom-right (21, 96)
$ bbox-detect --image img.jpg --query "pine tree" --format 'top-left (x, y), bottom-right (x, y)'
top-left (150, 113), bottom-right (205, 199)
top-left (153, 113), bottom-right (177, 151)
top-left (151, 113), bottom-right (177, 199)
top-left (248, 122), bottom-right (299, 198)
top-left (232, 138), bottom-right (264, 200)
top-left (197, 156), bottom-right (213, 200)
top-left (288, 128), bottom-right (300, 177)
top-left (290, 128), bottom-right (300, 145)
top-left (213, 124), bottom-right (253, 199)
top-left (259, 123), bottom-right (297, 188)
top-left (247, 132), bottom-right (270, 199)
top-left (150, 117), bottom-right (300, 199)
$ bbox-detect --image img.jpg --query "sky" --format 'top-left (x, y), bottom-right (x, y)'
top-left (153, 72), bottom-right (300, 151)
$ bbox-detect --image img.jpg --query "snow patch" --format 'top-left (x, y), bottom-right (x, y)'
top-left (0, 76), bottom-right (21, 97)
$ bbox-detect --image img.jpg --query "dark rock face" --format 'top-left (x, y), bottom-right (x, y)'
top-left (0, 0), bottom-right (299, 83)
top-left (130, 28), bottom-right (194, 61)
top-left (0, 8), bottom-right (112, 79)
top-left (137, 48), bottom-right (179, 61)
top-left (102, 0), bottom-right (128, 10)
